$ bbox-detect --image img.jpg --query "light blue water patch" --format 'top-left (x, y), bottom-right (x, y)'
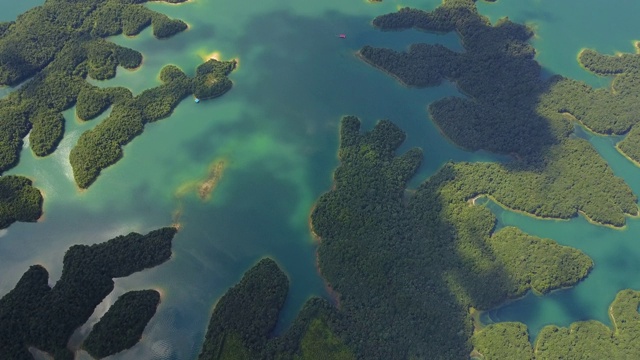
top-left (0, 0), bottom-right (44, 21)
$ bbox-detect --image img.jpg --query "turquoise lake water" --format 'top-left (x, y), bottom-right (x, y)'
top-left (2, 0), bottom-right (640, 358)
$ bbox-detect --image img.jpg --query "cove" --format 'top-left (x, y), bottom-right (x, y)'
top-left (481, 123), bottom-right (640, 338)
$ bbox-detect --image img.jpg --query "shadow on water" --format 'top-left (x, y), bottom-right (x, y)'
top-left (224, 8), bottom-right (505, 191)
top-left (344, 0), bottom-right (640, 348)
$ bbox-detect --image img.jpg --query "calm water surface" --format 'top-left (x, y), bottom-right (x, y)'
top-left (2, 0), bottom-right (640, 357)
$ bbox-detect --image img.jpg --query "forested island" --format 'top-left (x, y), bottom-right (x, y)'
top-left (334, 0), bottom-right (640, 357)
top-left (0, 227), bottom-right (176, 360)
top-left (83, 289), bottom-right (161, 359)
top-left (0, 0), bottom-right (236, 228)
top-left (0, 175), bottom-right (42, 229)
top-left (199, 258), bottom-right (289, 359)
top-left (0, 0), bottom-right (191, 172)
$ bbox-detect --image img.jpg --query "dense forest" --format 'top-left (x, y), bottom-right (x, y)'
top-left (198, 258), bottom-right (353, 360)
top-left (308, 116), bottom-right (593, 359)
top-left (0, 227), bottom-right (176, 360)
top-left (0, 175), bottom-right (42, 229)
top-left (201, 115), bottom-right (607, 359)
top-left (83, 290), bottom-right (161, 359)
top-left (198, 258), bottom-right (289, 359)
top-left (359, 0), bottom-right (638, 227)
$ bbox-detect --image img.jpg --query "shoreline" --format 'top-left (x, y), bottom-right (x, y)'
top-left (155, 287), bottom-right (167, 302)
top-left (355, 51), bottom-right (420, 90)
top-left (470, 193), bottom-right (628, 230)
top-left (563, 112), bottom-right (628, 138)
top-left (356, 48), bottom-right (492, 156)
top-left (315, 250), bottom-right (342, 310)
top-left (477, 279), bottom-right (591, 330)
top-left (615, 142), bottom-right (640, 174)
top-left (201, 51), bottom-right (221, 61)
top-left (307, 206), bottom-right (342, 309)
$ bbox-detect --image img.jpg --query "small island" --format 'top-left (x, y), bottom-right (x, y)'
top-left (0, 175), bottom-right (43, 229)
top-left (198, 258), bottom-right (289, 359)
top-left (198, 159), bottom-right (226, 200)
top-left (83, 290), bottom-right (162, 359)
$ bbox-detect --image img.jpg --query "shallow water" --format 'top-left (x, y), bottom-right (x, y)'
top-left (2, 0), bottom-right (640, 357)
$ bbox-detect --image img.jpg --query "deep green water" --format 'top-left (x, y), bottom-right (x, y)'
top-left (2, 0), bottom-right (640, 358)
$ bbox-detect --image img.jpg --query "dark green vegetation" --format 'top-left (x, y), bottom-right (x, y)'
top-left (199, 258), bottom-right (289, 359)
top-left (359, 0), bottom-right (639, 226)
top-left (0, 0), bottom-right (187, 86)
top-left (83, 290), bottom-right (161, 359)
top-left (295, 318), bottom-right (354, 360)
top-left (472, 290), bottom-right (640, 359)
top-left (0, 175), bottom-right (42, 229)
top-left (0, 0), bottom-right (190, 170)
top-left (344, 0), bottom-right (640, 357)
top-left (0, 0), bottom-right (236, 230)
top-left (547, 47), bottom-right (640, 164)
top-left (198, 258), bottom-right (354, 360)
top-left (472, 322), bottom-right (534, 360)
top-left (0, 227), bottom-right (176, 360)
top-left (0, 0), bottom-right (220, 227)
top-left (309, 116), bottom-right (592, 359)
top-left (70, 58), bottom-right (236, 188)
